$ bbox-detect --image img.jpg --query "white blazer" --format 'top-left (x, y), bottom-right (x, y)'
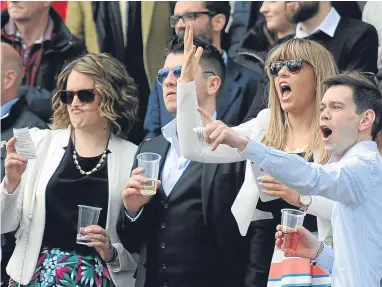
top-left (176, 81), bottom-right (333, 240)
top-left (1, 127), bottom-right (138, 286)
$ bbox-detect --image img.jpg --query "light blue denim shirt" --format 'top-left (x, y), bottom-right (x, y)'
top-left (241, 140), bottom-right (382, 287)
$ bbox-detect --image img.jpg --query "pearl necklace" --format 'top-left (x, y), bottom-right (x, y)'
top-left (73, 150), bottom-right (107, 175)
top-left (72, 132), bottom-right (109, 176)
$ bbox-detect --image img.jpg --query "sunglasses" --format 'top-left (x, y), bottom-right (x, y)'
top-left (157, 66), bottom-right (183, 85)
top-left (268, 58), bottom-right (310, 77)
top-left (157, 66), bottom-right (217, 85)
top-left (58, 89), bottom-right (96, 105)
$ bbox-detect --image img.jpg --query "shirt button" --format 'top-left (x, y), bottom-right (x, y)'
top-left (161, 223), bottom-right (166, 229)
top-left (161, 243), bottom-right (166, 249)
top-left (163, 284), bottom-right (168, 287)
top-left (37, 86), bottom-right (41, 90)
top-left (162, 264), bottom-right (167, 270)
top-left (164, 203), bottom-right (169, 209)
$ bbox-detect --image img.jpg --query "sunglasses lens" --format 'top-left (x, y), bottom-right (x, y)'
top-left (173, 66), bottom-right (182, 79)
top-left (157, 69), bottom-right (169, 85)
top-left (270, 62), bottom-right (284, 76)
top-left (77, 90), bottom-right (95, 103)
top-left (287, 59), bottom-right (303, 73)
top-left (59, 91), bottom-right (74, 105)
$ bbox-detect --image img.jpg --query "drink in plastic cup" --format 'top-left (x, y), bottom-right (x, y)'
top-left (76, 205), bottom-right (102, 245)
top-left (136, 152), bottom-right (161, 196)
top-left (281, 209), bottom-right (306, 254)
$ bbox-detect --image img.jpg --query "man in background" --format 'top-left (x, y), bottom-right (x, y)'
top-left (144, 1), bottom-right (264, 139)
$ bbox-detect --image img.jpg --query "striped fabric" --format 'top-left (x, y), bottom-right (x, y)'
top-left (267, 232), bottom-right (331, 287)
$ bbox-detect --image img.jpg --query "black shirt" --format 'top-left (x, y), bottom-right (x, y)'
top-left (42, 137), bottom-right (109, 256)
top-left (306, 17), bottom-right (378, 73)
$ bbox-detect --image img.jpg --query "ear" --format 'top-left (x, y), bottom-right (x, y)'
top-left (211, 13), bottom-right (226, 33)
top-left (358, 109), bottom-right (376, 133)
top-left (3, 70), bottom-right (17, 91)
top-left (285, 1), bottom-right (300, 19)
top-left (206, 75), bottom-right (221, 97)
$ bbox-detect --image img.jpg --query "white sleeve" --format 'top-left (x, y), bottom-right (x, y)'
top-left (176, 80), bottom-right (260, 163)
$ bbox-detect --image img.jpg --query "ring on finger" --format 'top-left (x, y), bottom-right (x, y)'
top-left (185, 48), bottom-right (191, 51)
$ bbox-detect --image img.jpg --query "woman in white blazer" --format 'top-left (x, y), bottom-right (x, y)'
top-left (1, 54), bottom-right (138, 287)
top-left (176, 26), bottom-right (337, 286)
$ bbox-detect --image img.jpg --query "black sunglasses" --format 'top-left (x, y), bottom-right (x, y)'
top-left (157, 66), bottom-right (216, 85)
top-left (360, 72), bottom-right (382, 91)
top-left (58, 89), bottom-right (96, 105)
top-left (268, 58), bottom-right (310, 77)
top-left (169, 11), bottom-right (216, 28)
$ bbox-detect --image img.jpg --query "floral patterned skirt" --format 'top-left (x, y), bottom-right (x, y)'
top-left (9, 247), bottom-right (115, 287)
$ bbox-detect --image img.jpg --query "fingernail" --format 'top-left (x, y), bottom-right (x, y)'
top-left (258, 182), bottom-right (264, 186)
top-left (257, 177), bottom-right (262, 182)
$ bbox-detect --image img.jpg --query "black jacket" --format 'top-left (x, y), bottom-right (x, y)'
top-left (1, 8), bottom-right (87, 121)
top-left (117, 135), bottom-right (275, 287)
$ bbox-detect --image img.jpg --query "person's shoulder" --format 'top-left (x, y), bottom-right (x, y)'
top-left (139, 134), bottom-right (165, 149)
top-left (338, 17), bottom-right (377, 35)
top-left (229, 57), bottom-right (263, 81)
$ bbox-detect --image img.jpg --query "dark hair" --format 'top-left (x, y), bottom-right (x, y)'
top-left (204, 2), bottom-right (231, 31)
top-left (165, 35), bottom-right (226, 89)
top-left (324, 73), bottom-right (382, 140)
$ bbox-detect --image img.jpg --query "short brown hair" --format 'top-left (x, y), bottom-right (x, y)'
top-left (51, 53), bottom-right (139, 138)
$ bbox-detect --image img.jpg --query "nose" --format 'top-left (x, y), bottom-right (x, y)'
top-left (163, 71), bottom-right (177, 87)
top-left (277, 65), bottom-right (289, 77)
top-left (260, 3), bottom-right (267, 13)
top-left (320, 107), bottom-right (331, 121)
top-left (175, 17), bottom-right (186, 34)
top-left (70, 94), bottom-right (82, 106)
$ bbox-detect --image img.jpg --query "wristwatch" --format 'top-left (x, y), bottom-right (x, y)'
top-left (298, 195), bottom-right (312, 212)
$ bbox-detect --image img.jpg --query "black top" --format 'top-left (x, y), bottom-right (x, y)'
top-left (306, 17), bottom-right (378, 73)
top-left (42, 137), bottom-right (109, 256)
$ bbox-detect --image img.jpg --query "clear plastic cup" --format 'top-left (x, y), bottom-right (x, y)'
top-left (281, 209), bottom-right (306, 254)
top-left (76, 205), bottom-right (102, 245)
top-left (136, 152), bottom-right (161, 196)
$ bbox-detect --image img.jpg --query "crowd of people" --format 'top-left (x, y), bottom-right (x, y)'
top-left (1, 1), bottom-right (382, 287)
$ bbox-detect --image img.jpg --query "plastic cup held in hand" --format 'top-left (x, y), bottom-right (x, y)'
top-left (76, 205), bottom-right (102, 245)
top-left (137, 152), bottom-right (161, 196)
top-left (281, 208), bottom-right (306, 254)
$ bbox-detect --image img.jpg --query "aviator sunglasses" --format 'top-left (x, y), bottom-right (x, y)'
top-left (268, 58), bottom-right (311, 77)
top-left (58, 89), bottom-right (96, 105)
top-left (157, 66), bottom-right (216, 85)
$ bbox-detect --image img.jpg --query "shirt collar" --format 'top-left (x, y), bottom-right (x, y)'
top-left (1, 98), bottom-right (19, 119)
top-left (328, 140), bottom-right (379, 163)
top-left (221, 50), bottom-right (228, 65)
top-left (161, 111), bottom-right (217, 146)
top-left (5, 16), bottom-right (54, 44)
top-left (295, 7), bottom-right (341, 38)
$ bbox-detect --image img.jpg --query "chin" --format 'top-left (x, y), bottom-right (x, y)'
top-left (164, 102), bottom-right (177, 114)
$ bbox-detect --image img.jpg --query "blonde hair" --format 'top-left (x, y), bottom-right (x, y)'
top-left (262, 39), bottom-right (338, 164)
top-left (51, 53), bottom-right (139, 138)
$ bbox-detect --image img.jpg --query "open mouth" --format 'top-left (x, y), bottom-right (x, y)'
top-left (280, 83), bottom-right (292, 98)
top-left (320, 126), bottom-right (333, 139)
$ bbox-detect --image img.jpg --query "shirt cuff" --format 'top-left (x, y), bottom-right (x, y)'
top-left (237, 138), bottom-right (268, 165)
top-left (124, 207), bottom-right (144, 222)
top-left (316, 243), bottom-right (334, 274)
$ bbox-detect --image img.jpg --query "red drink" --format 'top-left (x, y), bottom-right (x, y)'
top-left (283, 231), bottom-right (302, 254)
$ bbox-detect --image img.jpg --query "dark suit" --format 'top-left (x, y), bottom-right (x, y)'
top-left (117, 134), bottom-right (274, 287)
top-left (143, 57), bottom-right (263, 139)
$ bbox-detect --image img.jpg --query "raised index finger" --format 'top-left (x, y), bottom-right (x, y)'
top-left (6, 137), bottom-right (16, 156)
top-left (197, 107), bottom-right (213, 124)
